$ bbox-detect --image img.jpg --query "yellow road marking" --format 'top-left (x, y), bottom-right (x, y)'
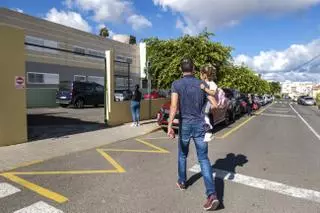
top-left (218, 103), bottom-right (273, 139)
top-left (1, 173), bottom-right (68, 203)
top-left (96, 149), bottom-right (126, 173)
top-left (0, 139), bottom-right (169, 203)
top-left (101, 149), bottom-right (166, 153)
top-left (8, 170), bottom-right (119, 175)
top-left (135, 138), bottom-right (170, 153)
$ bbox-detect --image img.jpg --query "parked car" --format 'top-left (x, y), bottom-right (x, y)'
top-left (157, 96), bottom-right (232, 129)
top-left (300, 96), bottom-right (316, 106)
top-left (144, 91), bottom-right (160, 100)
top-left (114, 91), bottom-right (125, 102)
top-left (297, 95), bottom-right (308, 105)
top-left (222, 88), bottom-right (242, 120)
top-left (56, 81), bottom-right (104, 108)
top-left (239, 93), bottom-right (249, 114)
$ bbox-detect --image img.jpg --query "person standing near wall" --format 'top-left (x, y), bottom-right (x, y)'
top-left (131, 84), bottom-right (142, 127)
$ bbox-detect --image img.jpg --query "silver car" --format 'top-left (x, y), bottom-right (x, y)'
top-left (301, 97), bottom-right (316, 106)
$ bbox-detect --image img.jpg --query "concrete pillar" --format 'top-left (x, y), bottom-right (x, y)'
top-left (105, 49), bottom-right (115, 123)
top-left (0, 25), bottom-right (27, 146)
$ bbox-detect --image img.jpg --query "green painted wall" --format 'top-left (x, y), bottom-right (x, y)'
top-left (27, 88), bottom-right (58, 108)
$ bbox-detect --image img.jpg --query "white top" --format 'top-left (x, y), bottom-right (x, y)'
top-left (207, 81), bottom-right (218, 92)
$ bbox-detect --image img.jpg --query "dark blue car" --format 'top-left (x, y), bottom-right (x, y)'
top-left (56, 81), bottom-right (104, 108)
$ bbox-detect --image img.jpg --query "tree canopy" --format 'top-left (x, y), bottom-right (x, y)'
top-left (144, 31), bottom-right (279, 95)
top-left (99, 27), bottom-right (109, 38)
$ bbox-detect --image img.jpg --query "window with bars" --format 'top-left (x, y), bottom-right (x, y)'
top-left (74, 75), bottom-right (86, 82)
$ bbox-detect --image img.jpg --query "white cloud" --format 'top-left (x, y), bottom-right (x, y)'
top-left (234, 39), bottom-right (320, 82)
top-left (66, 0), bottom-right (132, 22)
top-left (153, 0), bottom-right (320, 34)
top-left (45, 8), bottom-right (92, 32)
top-left (15, 8), bottom-right (24, 13)
top-left (66, 0), bottom-right (152, 31)
top-left (127, 14), bottom-right (152, 30)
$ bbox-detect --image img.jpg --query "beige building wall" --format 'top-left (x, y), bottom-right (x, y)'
top-left (0, 25), bottom-right (27, 146)
top-left (0, 8), bottom-right (139, 72)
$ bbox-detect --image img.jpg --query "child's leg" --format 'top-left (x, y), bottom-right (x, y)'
top-left (204, 114), bottom-right (213, 130)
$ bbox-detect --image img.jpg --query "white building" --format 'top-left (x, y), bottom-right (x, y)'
top-left (281, 81), bottom-right (314, 99)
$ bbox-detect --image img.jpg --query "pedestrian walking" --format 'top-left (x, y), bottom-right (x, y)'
top-left (247, 93), bottom-right (253, 116)
top-left (167, 58), bottom-right (220, 211)
top-left (130, 84), bottom-right (142, 127)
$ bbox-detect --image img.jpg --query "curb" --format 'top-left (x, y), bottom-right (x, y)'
top-left (0, 126), bottom-right (162, 173)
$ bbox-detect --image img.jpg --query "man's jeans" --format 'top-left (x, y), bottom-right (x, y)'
top-left (178, 123), bottom-right (216, 197)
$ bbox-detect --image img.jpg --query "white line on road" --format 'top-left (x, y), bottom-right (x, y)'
top-left (260, 113), bottom-right (296, 118)
top-left (13, 201), bottom-right (64, 213)
top-left (0, 182), bottom-right (21, 199)
top-left (189, 164), bottom-right (320, 204)
top-left (271, 110), bottom-right (291, 113)
top-left (289, 104), bottom-right (320, 141)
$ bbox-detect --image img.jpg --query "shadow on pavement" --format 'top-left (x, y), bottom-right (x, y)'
top-left (186, 153), bottom-right (248, 211)
top-left (27, 114), bottom-right (107, 141)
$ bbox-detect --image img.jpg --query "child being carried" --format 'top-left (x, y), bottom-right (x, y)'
top-left (200, 65), bottom-right (226, 142)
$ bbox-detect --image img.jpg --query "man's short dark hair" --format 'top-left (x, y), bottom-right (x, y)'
top-left (181, 58), bottom-right (194, 72)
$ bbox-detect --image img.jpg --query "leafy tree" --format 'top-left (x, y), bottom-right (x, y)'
top-left (316, 93), bottom-right (320, 105)
top-left (144, 31), bottom-right (273, 94)
top-left (129, 35), bottom-right (137, 45)
top-left (99, 27), bottom-right (109, 38)
top-left (144, 32), bottom-right (232, 89)
top-left (268, 81), bottom-right (281, 95)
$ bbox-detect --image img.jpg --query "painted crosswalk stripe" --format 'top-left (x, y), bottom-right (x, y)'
top-left (13, 201), bottom-right (64, 213)
top-left (189, 164), bottom-right (320, 204)
top-left (260, 113), bottom-right (296, 118)
top-left (0, 183), bottom-right (21, 199)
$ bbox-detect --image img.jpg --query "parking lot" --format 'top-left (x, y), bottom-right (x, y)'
top-left (27, 107), bottom-right (106, 141)
top-left (2, 100), bottom-right (320, 212)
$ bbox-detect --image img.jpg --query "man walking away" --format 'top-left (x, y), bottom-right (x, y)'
top-left (167, 58), bottom-right (220, 211)
top-left (130, 84), bottom-right (142, 127)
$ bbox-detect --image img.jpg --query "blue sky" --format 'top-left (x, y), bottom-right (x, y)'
top-left (1, 0), bottom-right (320, 82)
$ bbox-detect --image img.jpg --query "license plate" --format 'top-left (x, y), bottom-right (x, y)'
top-left (60, 96), bottom-right (67, 99)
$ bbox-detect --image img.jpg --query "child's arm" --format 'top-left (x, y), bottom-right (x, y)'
top-left (200, 83), bottom-right (216, 96)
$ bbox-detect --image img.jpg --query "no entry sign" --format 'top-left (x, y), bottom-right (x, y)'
top-left (15, 76), bottom-right (25, 89)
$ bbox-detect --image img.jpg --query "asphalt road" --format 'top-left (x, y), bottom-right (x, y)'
top-left (2, 100), bottom-right (320, 212)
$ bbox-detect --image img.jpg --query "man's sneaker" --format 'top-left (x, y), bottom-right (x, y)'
top-left (204, 133), bottom-right (213, 142)
top-left (176, 182), bottom-right (186, 191)
top-left (136, 123), bottom-right (140, 127)
top-left (130, 122), bottom-right (136, 127)
top-left (203, 194), bottom-right (219, 211)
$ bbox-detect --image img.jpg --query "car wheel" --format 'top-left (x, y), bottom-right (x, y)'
top-left (59, 104), bottom-right (68, 108)
top-left (224, 110), bottom-right (230, 126)
top-left (230, 110), bottom-right (236, 122)
top-left (74, 98), bottom-right (85, 109)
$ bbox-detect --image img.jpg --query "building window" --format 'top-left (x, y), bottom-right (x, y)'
top-left (73, 46), bottom-right (86, 56)
top-left (87, 49), bottom-right (105, 58)
top-left (88, 76), bottom-right (104, 86)
top-left (74, 75), bottom-right (86, 82)
top-left (27, 72), bottom-right (59, 84)
top-left (25, 35), bottom-right (58, 54)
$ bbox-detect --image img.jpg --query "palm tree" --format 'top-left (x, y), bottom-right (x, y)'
top-left (99, 27), bottom-right (109, 38)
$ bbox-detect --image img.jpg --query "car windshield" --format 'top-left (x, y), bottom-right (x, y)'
top-left (305, 97), bottom-right (314, 100)
top-left (59, 81), bottom-right (72, 91)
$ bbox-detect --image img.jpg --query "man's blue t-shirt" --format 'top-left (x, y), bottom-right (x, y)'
top-left (171, 75), bottom-right (207, 125)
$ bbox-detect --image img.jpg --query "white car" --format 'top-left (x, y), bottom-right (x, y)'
top-left (114, 93), bottom-right (124, 102)
top-left (301, 97), bottom-right (316, 106)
